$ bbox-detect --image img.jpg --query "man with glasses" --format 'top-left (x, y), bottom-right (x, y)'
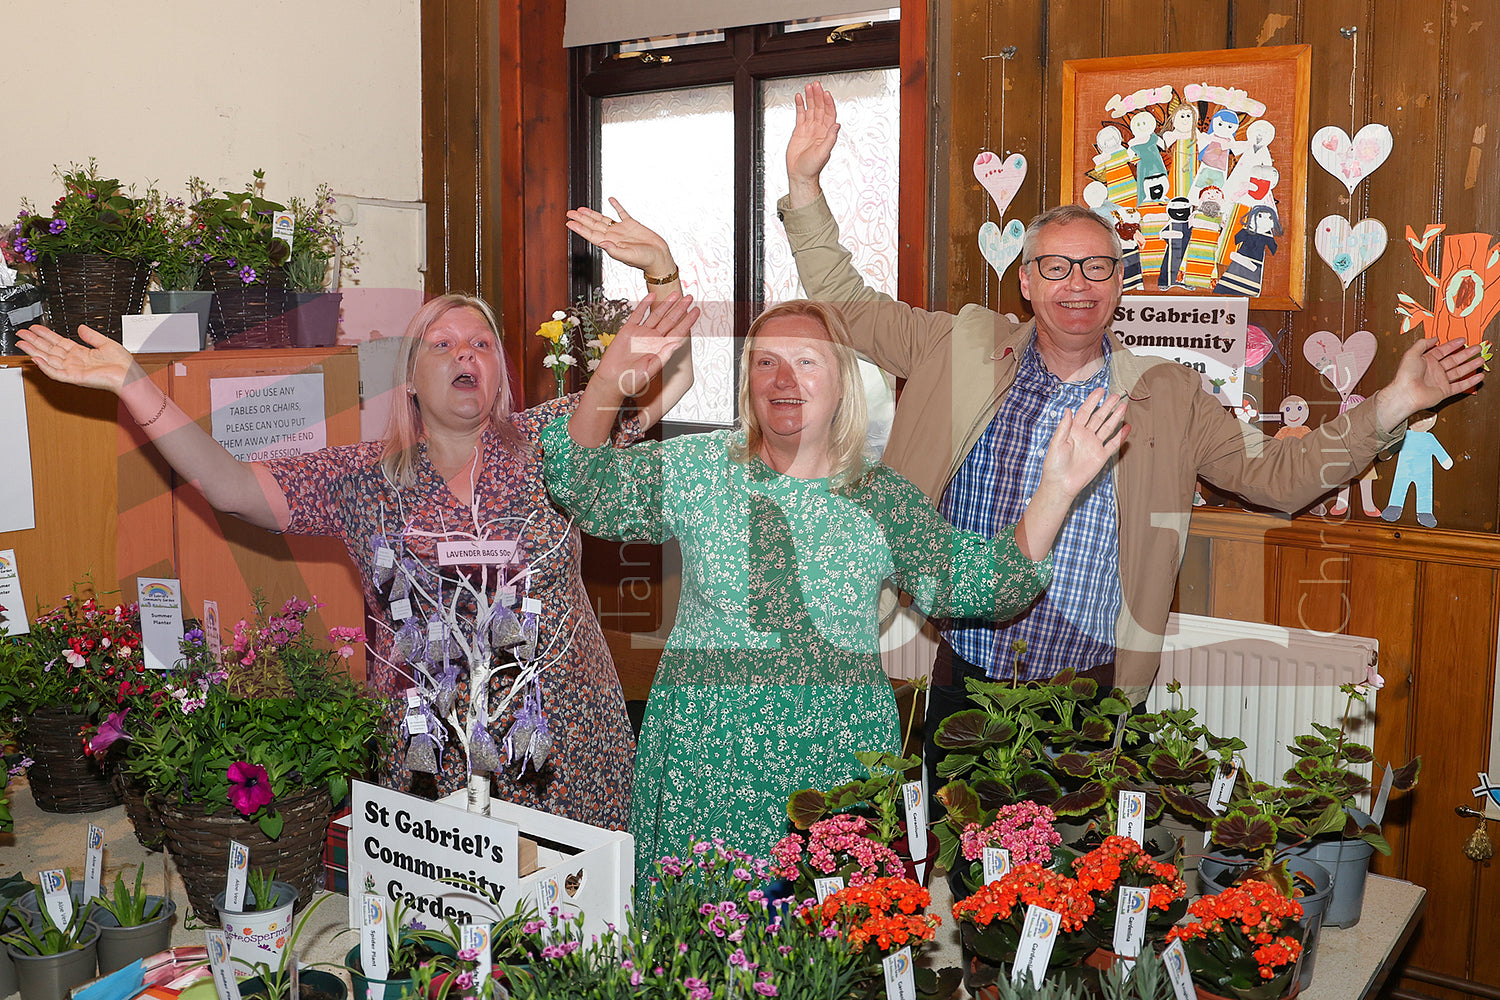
top-left (776, 82), bottom-right (1484, 757)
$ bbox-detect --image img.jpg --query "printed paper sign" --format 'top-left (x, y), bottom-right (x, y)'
top-left (1117, 790), bottom-right (1146, 846)
top-left (901, 781), bottom-right (929, 882)
top-left (209, 373), bottom-right (327, 462)
top-left (138, 578), bottom-right (186, 671)
top-left (225, 841), bottom-right (251, 912)
top-left (0, 550), bottom-right (31, 636)
top-left (881, 947), bottom-right (916, 1000)
top-left (272, 212), bottom-right (296, 252)
top-left (39, 869), bottom-right (73, 928)
top-left (204, 600), bottom-right (222, 667)
top-left (1112, 295), bottom-right (1249, 406)
top-left (1161, 938), bottom-right (1196, 1000)
top-left (1113, 885), bottom-right (1150, 964)
top-left (982, 847), bottom-right (1011, 885)
top-left (0, 369), bottom-right (36, 533)
top-left (1012, 904), bottom-right (1061, 988)
top-left (437, 541), bottom-right (519, 566)
top-left (206, 930), bottom-right (243, 1000)
top-left (361, 895), bottom-right (390, 980)
top-left (814, 877), bottom-right (845, 903)
top-left (461, 924), bottom-right (492, 991)
top-left (85, 825), bottom-right (105, 902)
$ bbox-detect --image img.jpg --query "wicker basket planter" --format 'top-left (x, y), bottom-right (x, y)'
top-left (20, 709), bottom-right (121, 813)
top-left (110, 770), bottom-right (166, 851)
top-left (36, 253), bottom-right (151, 342)
top-left (197, 264), bottom-right (291, 347)
top-left (154, 786), bottom-right (333, 921)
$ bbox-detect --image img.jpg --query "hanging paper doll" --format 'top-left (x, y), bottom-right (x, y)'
top-left (1091, 124), bottom-right (1137, 210)
top-left (1222, 120), bottom-right (1276, 205)
top-left (1160, 100), bottom-right (1199, 201)
top-left (1380, 412), bottom-right (1451, 527)
top-left (1179, 187), bottom-right (1227, 289)
top-left (1326, 393), bottom-right (1385, 518)
top-left (1113, 207), bottom-right (1145, 291)
top-left (1193, 109), bottom-right (1241, 196)
top-left (1272, 394), bottom-right (1328, 515)
top-left (1157, 198), bottom-right (1194, 289)
top-left (1214, 205), bottom-right (1280, 297)
top-left (1127, 110), bottom-right (1169, 205)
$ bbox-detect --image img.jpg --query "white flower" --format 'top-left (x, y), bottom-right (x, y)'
top-left (587, 359), bottom-right (601, 372)
top-left (542, 355), bottom-right (560, 368)
top-left (586, 338), bottom-right (604, 350)
top-left (64, 649), bottom-right (87, 669)
top-left (559, 354), bottom-right (577, 367)
top-left (551, 310), bottom-right (567, 321)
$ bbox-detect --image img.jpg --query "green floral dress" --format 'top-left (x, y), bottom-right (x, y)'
top-left (541, 421), bottom-right (1052, 885)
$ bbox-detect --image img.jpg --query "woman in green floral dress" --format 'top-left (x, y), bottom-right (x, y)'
top-left (543, 296), bottom-right (1127, 886)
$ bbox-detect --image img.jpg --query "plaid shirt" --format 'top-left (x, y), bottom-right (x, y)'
top-left (938, 338), bottom-right (1122, 680)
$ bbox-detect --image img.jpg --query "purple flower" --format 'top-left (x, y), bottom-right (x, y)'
top-left (453, 972), bottom-right (474, 990)
top-left (238, 265), bottom-right (257, 283)
top-left (48, 219), bottom-right (67, 234)
top-left (456, 948), bottom-right (479, 962)
top-left (89, 710), bottom-right (133, 755)
top-left (226, 760), bottom-right (275, 816)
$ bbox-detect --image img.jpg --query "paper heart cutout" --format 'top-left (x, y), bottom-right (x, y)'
top-left (1311, 124), bottom-right (1393, 194)
top-left (1315, 216), bottom-right (1388, 288)
top-left (1303, 329), bottom-right (1377, 397)
top-left (977, 219), bottom-right (1025, 281)
top-left (974, 151), bottom-right (1027, 216)
top-left (1245, 324), bottom-right (1274, 369)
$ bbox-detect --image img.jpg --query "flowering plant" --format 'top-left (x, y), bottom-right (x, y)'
top-left (950, 864), bottom-right (1097, 977)
top-left (120, 595), bottom-right (383, 838)
top-left (282, 184), bottom-right (360, 293)
top-left (786, 749), bottom-right (923, 845)
top-left (143, 179), bottom-right (213, 291)
top-left (0, 584), bottom-right (145, 722)
top-left (7, 161), bottom-right (166, 267)
top-left (1165, 880), bottom-right (1304, 1000)
top-left (1067, 835), bottom-right (1187, 945)
top-left (770, 814), bottom-right (906, 899)
top-left (191, 170), bottom-right (351, 287)
top-left (805, 877), bottom-right (942, 955)
top-left (952, 800), bottom-right (1062, 893)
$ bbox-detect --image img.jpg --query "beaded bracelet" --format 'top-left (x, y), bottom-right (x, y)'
top-left (138, 388), bottom-right (170, 428)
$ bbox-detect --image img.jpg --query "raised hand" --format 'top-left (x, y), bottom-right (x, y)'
top-left (786, 81), bottom-right (840, 207)
top-left (1374, 336), bottom-right (1487, 431)
top-left (1039, 388), bottom-right (1130, 499)
top-left (565, 198), bottom-right (676, 278)
top-left (570, 292), bottom-right (699, 448)
top-left (17, 323), bottom-right (139, 394)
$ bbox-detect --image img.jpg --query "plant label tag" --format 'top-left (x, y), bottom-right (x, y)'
top-left (533, 879), bottom-right (560, 942)
top-left (1117, 790), bottom-right (1146, 846)
top-left (814, 876), bottom-right (845, 902)
top-left (225, 841), bottom-right (251, 911)
top-left (1161, 938), bottom-right (1196, 1000)
top-left (983, 847), bottom-right (1012, 884)
top-left (1208, 762), bottom-right (1239, 814)
top-left (0, 549), bottom-right (31, 636)
top-left (461, 923), bottom-right (492, 989)
top-left (206, 930), bottom-right (243, 1000)
top-left (436, 540), bottom-right (518, 566)
top-left (361, 894), bottom-right (390, 980)
top-left (1012, 904), bottom-right (1060, 988)
top-left (902, 781), bottom-right (929, 882)
top-left (407, 713), bottom-right (429, 735)
top-left (521, 597), bottom-right (543, 615)
top-left (405, 688), bottom-right (421, 709)
top-left (882, 946), bottom-right (916, 1000)
top-left (499, 585), bottom-right (517, 606)
top-left (1372, 761), bottom-right (1396, 824)
top-left (389, 598), bottom-right (413, 622)
top-left (1112, 884), bottom-right (1149, 969)
top-left (203, 600), bottom-right (222, 666)
top-left (137, 576), bottom-right (186, 671)
top-left (39, 868), bottom-right (73, 928)
top-left (375, 547), bottom-right (396, 569)
top-left (84, 824), bottom-right (105, 902)
top-left (272, 211), bottom-right (295, 251)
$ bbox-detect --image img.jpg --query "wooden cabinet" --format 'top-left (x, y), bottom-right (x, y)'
top-left (0, 347), bottom-right (365, 679)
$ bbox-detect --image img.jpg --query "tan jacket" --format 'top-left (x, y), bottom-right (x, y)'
top-left (780, 193), bottom-right (1404, 698)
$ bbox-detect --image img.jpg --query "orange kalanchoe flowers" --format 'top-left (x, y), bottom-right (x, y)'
top-left (1167, 879), bottom-right (1304, 983)
top-left (1073, 835), bottom-right (1187, 910)
top-left (951, 863), bottom-right (1095, 933)
top-left (812, 877), bottom-right (940, 952)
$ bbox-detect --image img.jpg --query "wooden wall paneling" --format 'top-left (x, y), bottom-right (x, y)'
top-left (422, 0), bottom-right (487, 301)
top-left (1164, 0), bottom-right (1232, 53)
top-left (1206, 537), bottom-right (1274, 624)
top-left (1272, 544), bottom-right (1351, 636)
top-left (1396, 561), bottom-right (1495, 990)
top-left (115, 365), bottom-right (178, 598)
top-left (1344, 551), bottom-right (1419, 876)
top-left (166, 350), bottom-right (366, 681)
top-left (1037, 0), bottom-right (1103, 231)
top-left (1172, 532), bottom-right (1213, 616)
top-left (898, 0), bottom-right (931, 309)
top-left (1472, 819), bottom-right (1500, 999)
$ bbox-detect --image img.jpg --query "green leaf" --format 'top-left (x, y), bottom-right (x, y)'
top-left (935, 781), bottom-right (981, 827)
top-left (258, 809), bottom-right (285, 840)
top-left (933, 710), bottom-right (1000, 751)
top-left (787, 789), bottom-right (827, 830)
top-left (1391, 757), bottom-right (1421, 791)
top-left (1051, 781), bottom-right (1108, 816)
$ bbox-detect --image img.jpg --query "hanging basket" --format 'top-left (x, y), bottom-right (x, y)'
top-left (197, 264), bottom-right (292, 348)
top-left (154, 785), bottom-right (333, 921)
top-left (20, 708), bottom-right (121, 813)
top-left (111, 769), bottom-right (167, 851)
top-left (36, 253), bottom-right (151, 342)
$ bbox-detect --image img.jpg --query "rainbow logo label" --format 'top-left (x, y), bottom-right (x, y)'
top-left (142, 583), bottom-right (174, 602)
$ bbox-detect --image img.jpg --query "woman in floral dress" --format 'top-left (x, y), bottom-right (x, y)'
top-left (544, 298), bottom-right (1127, 881)
top-left (16, 289), bottom-right (696, 830)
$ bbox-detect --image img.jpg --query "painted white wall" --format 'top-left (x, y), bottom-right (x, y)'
top-left (3, 0), bottom-right (426, 336)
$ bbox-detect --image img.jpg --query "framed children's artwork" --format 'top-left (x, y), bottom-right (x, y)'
top-left (1061, 45), bottom-right (1311, 310)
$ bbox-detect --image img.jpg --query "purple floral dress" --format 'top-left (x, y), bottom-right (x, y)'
top-left (263, 396), bottom-right (633, 830)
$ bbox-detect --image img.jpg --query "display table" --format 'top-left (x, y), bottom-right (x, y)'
top-left (1303, 875), bottom-right (1426, 1000)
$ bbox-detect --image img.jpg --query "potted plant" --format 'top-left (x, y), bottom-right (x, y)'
top-left (0, 874), bottom-right (36, 998)
top-left (1165, 879), bottom-right (1305, 1000)
top-left (344, 898), bottom-right (456, 1000)
top-left (9, 161), bottom-right (160, 342)
top-left (283, 185), bottom-right (358, 348)
top-left (948, 799), bottom-right (1063, 897)
top-left (2, 895), bottom-right (100, 1000)
top-left (0, 584), bottom-right (144, 813)
top-left (145, 179), bottom-right (215, 346)
top-left (233, 892), bottom-right (346, 1000)
top-left (92, 862), bottom-right (176, 974)
top-left (191, 170), bottom-right (294, 344)
top-left (769, 813), bottom-right (907, 901)
top-left (784, 748), bottom-right (933, 878)
top-left (119, 595), bottom-right (383, 919)
top-left (1067, 835), bottom-right (1187, 958)
top-left (950, 863), bottom-right (1098, 993)
top-left (217, 869), bottom-right (298, 973)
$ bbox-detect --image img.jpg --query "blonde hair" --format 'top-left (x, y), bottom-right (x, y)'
top-left (729, 300), bottom-right (870, 491)
top-left (380, 293), bottom-right (525, 486)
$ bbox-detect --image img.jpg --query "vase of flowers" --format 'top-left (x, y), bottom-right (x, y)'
top-left (1166, 879), bottom-right (1305, 1000)
top-left (532, 289), bottom-right (631, 397)
top-left (119, 594), bottom-right (382, 918)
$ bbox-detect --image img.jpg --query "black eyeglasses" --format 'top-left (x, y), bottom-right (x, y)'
top-left (1027, 255), bottom-right (1121, 281)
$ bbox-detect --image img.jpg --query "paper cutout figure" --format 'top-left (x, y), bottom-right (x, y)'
top-left (1089, 127), bottom-right (1137, 210)
top-left (1160, 101), bottom-right (1199, 201)
top-left (1082, 181), bottom-right (1113, 215)
top-left (1179, 189), bottom-right (1227, 290)
top-left (1396, 224), bottom-right (1500, 347)
top-left (1381, 412), bottom-right (1451, 527)
top-left (1192, 109), bottom-right (1242, 196)
top-left (1327, 393), bottom-right (1384, 518)
top-left (1214, 205), bottom-right (1281, 297)
top-left (1315, 216), bottom-right (1388, 289)
top-left (1303, 329), bottom-right (1377, 397)
top-left (1113, 208), bottom-right (1145, 292)
top-left (1157, 198), bottom-right (1193, 289)
top-left (1311, 123), bottom-right (1394, 194)
top-left (1245, 323), bottom-right (1276, 370)
top-left (974, 151), bottom-right (1028, 217)
top-left (978, 219), bottom-right (1026, 281)
top-left (1222, 120), bottom-right (1276, 204)
top-left (1275, 395), bottom-right (1326, 516)
top-left (1127, 111), bottom-right (1169, 204)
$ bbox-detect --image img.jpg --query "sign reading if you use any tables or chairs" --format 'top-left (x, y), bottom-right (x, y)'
top-left (209, 373), bottom-right (327, 462)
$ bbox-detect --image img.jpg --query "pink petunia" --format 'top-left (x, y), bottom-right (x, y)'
top-left (226, 761), bottom-right (275, 816)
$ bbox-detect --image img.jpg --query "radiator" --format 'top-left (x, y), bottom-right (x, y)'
top-left (1148, 613), bottom-right (1379, 806)
top-left (878, 599), bottom-right (939, 682)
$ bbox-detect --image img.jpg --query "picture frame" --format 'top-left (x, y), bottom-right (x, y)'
top-left (1061, 45), bottom-right (1311, 310)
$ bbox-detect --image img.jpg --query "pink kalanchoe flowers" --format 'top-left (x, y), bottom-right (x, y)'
top-left (226, 761), bottom-right (275, 816)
